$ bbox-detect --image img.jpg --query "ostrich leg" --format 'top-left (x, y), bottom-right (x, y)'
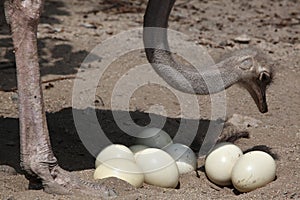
top-left (5, 0), bottom-right (115, 196)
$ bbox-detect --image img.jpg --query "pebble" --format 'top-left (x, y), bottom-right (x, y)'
top-left (233, 34), bottom-right (251, 43)
top-left (10, 93), bottom-right (18, 103)
top-left (294, 44), bottom-right (300, 50)
top-left (80, 22), bottom-right (97, 29)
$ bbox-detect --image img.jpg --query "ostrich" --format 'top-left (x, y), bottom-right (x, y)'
top-left (3, 0), bottom-right (272, 197)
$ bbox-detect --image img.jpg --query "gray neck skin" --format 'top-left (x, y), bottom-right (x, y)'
top-left (143, 0), bottom-right (243, 95)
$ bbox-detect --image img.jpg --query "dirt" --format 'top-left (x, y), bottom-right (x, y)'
top-left (0, 0), bottom-right (299, 199)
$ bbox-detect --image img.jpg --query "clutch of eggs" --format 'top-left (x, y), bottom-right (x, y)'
top-left (94, 128), bottom-right (197, 188)
top-left (94, 145), bottom-right (180, 188)
top-left (205, 142), bottom-right (276, 192)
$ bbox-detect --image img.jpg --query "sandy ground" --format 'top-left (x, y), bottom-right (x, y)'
top-left (0, 0), bottom-right (299, 199)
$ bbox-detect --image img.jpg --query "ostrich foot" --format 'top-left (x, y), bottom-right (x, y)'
top-left (28, 165), bottom-right (117, 197)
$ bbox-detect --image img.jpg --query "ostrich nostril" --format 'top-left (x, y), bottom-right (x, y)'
top-left (259, 72), bottom-right (271, 84)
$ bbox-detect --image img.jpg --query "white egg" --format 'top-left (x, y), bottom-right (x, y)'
top-left (129, 144), bottom-right (149, 154)
top-left (135, 148), bottom-right (179, 188)
top-left (135, 128), bottom-right (173, 149)
top-left (205, 142), bottom-right (243, 186)
top-left (164, 143), bottom-right (197, 174)
top-left (95, 144), bottom-right (135, 168)
top-left (94, 158), bottom-right (144, 188)
top-left (231, 151), bottom-right (276, 192)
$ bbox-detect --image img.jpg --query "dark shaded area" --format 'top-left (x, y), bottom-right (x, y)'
top-left (0, 107), bottom-right (230, 173)
top-left (98, 0), bottom-right (146, 14)
top-left (243, 145), bottom-right (279, 160)
top-left (0, 0), bottom-right (69, 34)
top-left (40, 0), bottom-right (70, 24)
top-left (0, 36), bottom-right (90, 91)
top-left (0, 0), bottom-right (149, 91)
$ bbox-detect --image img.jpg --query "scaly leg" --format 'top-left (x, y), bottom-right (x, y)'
top-left (5, 0), bottom-right (115, 197)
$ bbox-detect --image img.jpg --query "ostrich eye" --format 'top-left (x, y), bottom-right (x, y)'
top-left (259, 72), bottom-right (271, 84)
top-left (239, 57), bottom-right (253, 70)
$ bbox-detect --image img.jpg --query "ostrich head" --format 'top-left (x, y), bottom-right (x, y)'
top-left (230, 49), bottom-right (273, 113)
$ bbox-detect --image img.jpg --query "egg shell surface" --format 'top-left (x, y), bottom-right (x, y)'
top-left (231, 151), bottom-right (276, 192)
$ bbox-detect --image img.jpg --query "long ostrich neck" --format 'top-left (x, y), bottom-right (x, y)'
top-left (143, 0), bottom-right (243, 95)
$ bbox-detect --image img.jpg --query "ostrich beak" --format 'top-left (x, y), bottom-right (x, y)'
top-left (241, 79), bottom-right (268, 113)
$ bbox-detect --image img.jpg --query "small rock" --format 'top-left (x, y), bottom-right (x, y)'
top-left (233, 34), bottom-right (251, 43)
top-left (53, 27), bottom-right (63, 33)
top-left (294, 44), bottom-right (300, 50)
top-left (106, 30), bottom-right (114, 35)
top-left (227, 114), bottom-right (262, 128)
top-left (10, 93), bottom-right (18, 103)
top-left (6, 196), bottom-right (15, 200)
top-left (80, 22), bottom-right (97, 29)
